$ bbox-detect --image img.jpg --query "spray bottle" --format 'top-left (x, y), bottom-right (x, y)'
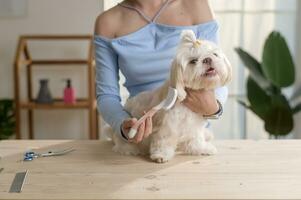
top-left (63, 79), bottom-right (76, 104)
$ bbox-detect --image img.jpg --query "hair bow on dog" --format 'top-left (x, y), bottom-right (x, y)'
top-left (194, 39), bottom-right (202, 47)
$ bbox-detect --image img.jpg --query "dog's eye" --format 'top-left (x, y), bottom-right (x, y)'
top-left (189, 58), bottom-right (198, 64)
top-left (213, 53), bottom-right (219, 57)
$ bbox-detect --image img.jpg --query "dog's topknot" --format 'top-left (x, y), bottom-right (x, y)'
top-left (180, 30), bottom-right (196, 43)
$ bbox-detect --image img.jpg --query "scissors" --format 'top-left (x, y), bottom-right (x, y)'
top-left (24, 147), bottom-right (75, 161)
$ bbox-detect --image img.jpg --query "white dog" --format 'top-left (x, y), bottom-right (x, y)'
top-left (111, 30), bottom-right (232, 163)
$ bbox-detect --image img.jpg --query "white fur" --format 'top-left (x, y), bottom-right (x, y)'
top-left (110, 30), bottom-right (232, 163)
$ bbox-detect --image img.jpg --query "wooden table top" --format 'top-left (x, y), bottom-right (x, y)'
top-left (0, 140), bottom-right (301, 200)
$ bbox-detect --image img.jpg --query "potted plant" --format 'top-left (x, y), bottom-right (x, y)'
top-left (235, 31), bottom-right (301, 138)
top-left (0, 99), bottom-right (16, 140)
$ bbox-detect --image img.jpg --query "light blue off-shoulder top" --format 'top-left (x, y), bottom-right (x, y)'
top-left (94, 2), bottom-right (228, 140)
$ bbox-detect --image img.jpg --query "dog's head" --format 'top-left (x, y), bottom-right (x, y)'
top-left (170, 30), bottom-right (232, 101)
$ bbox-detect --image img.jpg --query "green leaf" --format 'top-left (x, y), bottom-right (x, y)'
top-left (264, 95), bottom-right (294, 136)
top-left (0, 99), bottom-right (15, 140)
top-left (235, 48), bottom-right (271, 89)
top-left (291, 84), bottom-right (301, 101)
top-left (293, 103), bottom-right (301, 114)
top-left (247, 77), bottom-right (272, 119)
top-left (262, 31), bottom-right (295, 87)
top-left (237, 100), bottom-right (249, 108)
top-left (236, 95), bottom-right (250, 108)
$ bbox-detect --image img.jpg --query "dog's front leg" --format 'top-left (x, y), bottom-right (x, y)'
top-left (149, 131), bottom-right (177, 163)
top-left (112, 131), bottom-right (140, 156)
top-left (182, 128), bottom-right (217, 156)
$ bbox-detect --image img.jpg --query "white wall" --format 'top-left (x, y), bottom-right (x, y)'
top-left (0, 0), bottom-right (103, 139)
top-left (208, 0), bottom-right (298, 139)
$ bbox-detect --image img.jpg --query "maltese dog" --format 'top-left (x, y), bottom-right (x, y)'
top-left (110, 30), bottom-right (232, 163)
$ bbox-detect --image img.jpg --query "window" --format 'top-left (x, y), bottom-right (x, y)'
top-left (210, 0), bottom-right (298, 139)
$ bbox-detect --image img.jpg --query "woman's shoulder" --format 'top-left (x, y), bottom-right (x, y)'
top-left (181, 0), bottom-right (215, 24)
top-left (181, 0), bottom-right (211, 11)
top-left (94, 5), bottom-right (123, 39)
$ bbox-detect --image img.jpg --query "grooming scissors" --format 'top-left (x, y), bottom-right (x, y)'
top-left (24, 147), bottom-right (74, 161)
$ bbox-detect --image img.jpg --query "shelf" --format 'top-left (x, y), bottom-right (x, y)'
top-left (14, 35), bottom-right (98, 139)
top-left (19, 59), bottom-right (89, 66)
top-left (31, 60), bottom-right (89, 65)
top-left (20, 100), bottom-right (94, 110)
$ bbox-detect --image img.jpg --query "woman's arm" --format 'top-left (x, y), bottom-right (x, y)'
top-left (94, 14), bottom-right (131, 141)
top-left (95, 10), bottom-right (154, 143)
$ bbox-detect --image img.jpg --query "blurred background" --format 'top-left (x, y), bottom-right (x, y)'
top-left (0, 0), bottom-right (300, 140)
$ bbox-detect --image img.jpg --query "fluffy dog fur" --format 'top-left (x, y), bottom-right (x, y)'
top-left (110, 30), bottom-right (232, 163)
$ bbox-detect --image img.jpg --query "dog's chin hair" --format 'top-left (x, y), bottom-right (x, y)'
top-left (201, 76), bottom-right (222, 90)
top-left (185, 76), bottom-right (221, 90)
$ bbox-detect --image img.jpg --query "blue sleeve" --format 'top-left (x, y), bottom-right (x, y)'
top-left (94, 36), bottom-right (131, 141)
top-left (201, 20), bottom-right (229, 105)
top-left (215, 86), bottom-right (228, 105)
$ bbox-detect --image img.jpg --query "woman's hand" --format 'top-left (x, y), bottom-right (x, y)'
top-left (182, 88), bottom-right (219, 115)
top-left (121, 117), bottom-right (153, 143)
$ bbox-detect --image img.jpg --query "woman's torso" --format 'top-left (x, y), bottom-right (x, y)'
top-left (94, 0), bottom-right (219, 96)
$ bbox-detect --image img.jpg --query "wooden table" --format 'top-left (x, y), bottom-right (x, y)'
top-left (0, 140), bottom-right (301, 199)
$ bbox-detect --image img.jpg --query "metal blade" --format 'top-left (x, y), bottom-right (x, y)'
top-left (9, 170), bottom-right (28, 193)
top-left (41, 147), bottom-right (75, 157)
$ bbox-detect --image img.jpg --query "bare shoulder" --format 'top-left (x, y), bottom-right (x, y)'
top-left (181, 0), bottom-right (215, 23)
top-left (94, 5), bottom-right (123, 38)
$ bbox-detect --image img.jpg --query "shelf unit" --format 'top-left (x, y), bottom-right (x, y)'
top-left (13, 35), bottom-right (99, 139)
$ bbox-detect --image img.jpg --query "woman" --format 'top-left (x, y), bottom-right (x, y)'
top-left (94, 0), bottom-right (228, 143)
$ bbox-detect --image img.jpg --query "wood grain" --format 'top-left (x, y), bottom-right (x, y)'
top-left (0, 140), bottom-right (301, 199)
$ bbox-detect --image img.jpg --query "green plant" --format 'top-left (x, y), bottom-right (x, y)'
top-left (0, 99), bottom-right (16, 140)
top-left (235, 31), bottom-right (301, 138)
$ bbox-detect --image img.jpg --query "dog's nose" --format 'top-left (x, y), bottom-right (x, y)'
top-left (202, 57), bottom-right (212, 65)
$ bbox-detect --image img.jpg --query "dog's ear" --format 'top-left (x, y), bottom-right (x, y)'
top-left (221, 54), bottom-right (232, 86)
top-left (170, 60), bottom-right (187, 102)
top-left (180, 30), bottom-right (196, 44)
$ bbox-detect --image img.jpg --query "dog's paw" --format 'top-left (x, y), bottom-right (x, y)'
top-left (150, 154), bottom-right (170, 163)
top-left (185, 142), bottom-right (217, 156)
top-left (150, 147), bottom-right (175, 163)
top-left (201, 143), bottom-right (217, 155)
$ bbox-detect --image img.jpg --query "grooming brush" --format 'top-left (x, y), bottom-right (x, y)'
top-left (128, 87), bottom-right (178, 139)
